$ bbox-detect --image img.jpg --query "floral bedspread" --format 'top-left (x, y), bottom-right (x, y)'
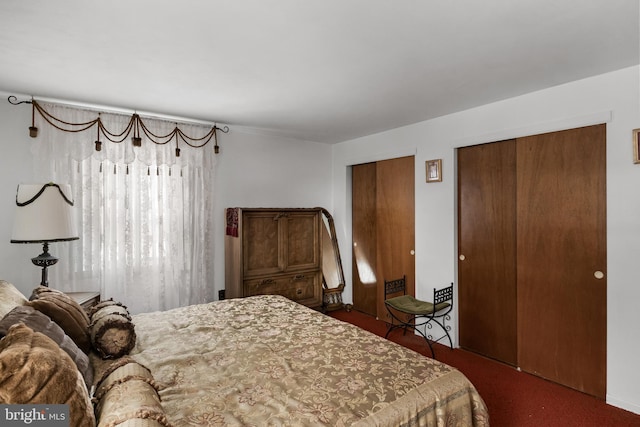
top-left (130, 295), bottom-right (489, 426)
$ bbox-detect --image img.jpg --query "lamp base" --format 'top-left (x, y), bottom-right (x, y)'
top-left (31, 242), bottom-right (58, 287)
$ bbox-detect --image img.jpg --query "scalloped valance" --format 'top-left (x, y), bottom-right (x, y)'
top-left (8, 96), bottom-right (228, 164)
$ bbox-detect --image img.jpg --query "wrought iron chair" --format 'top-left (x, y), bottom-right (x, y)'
top-left (384, 276), bottom-right (453, 358)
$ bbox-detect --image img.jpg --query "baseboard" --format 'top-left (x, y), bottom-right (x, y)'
top-left (606, 395), bottom-right (640, 415)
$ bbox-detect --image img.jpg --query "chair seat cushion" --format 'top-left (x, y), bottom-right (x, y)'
top-left (385, 295), bottom-right (450, 316)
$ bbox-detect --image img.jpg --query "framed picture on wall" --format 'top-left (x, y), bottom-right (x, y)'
top-left (426, 159), bottom-right (442, 183)
top-left (633, 129), bottom-right (640, 164)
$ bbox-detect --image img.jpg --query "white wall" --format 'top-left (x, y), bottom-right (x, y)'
top-left (212, 128), bottom-right (333, 295)
top-left (331, 65), bottom-right (640, 414)
top-left (0, 96), bottom-right (334, 303)
top-left (0, 99), bottom-right (42, 293)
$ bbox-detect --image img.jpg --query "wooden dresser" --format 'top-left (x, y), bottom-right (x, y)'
top-left (67, 291), bottom-right (101, 313)
top-left (225, 208), bottom-right (323, 309)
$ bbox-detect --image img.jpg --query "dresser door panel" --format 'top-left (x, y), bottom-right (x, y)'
top-left (285, 212), bottom-right (320, 271)
top-left (243, 212), bottom-right (281, 277)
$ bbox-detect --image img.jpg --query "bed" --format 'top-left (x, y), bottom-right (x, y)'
top-left (126, 295), bottom-right (489, 426)
top-left (0, 280), bottom-right (488, 426)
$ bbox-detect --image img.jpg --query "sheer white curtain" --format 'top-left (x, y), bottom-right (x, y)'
top-left (31, 103), bottom-right (216, 314)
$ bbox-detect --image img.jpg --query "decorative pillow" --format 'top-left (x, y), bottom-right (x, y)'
top-left (0, 279), bottom-right (28, 318)
top-left (89, 298), bottom-right (125, 317)
top-left (93, 357), bottom-right (157, 401)
top-left (27, 286), bottom-right (91, 353)
top-left (0, 323), bottom-right (96, 427)
top-left (110, 420), bottom-right (167, 427)
top-left (90, 300), bottom-right (136, 359)
top-left (93, 358), bottom-right (170, 427)
top-left (0, 305), bottom-right (93, 388)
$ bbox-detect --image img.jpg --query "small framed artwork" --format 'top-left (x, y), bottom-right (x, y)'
top-left (426, 159), bottom-right (442, 183)
top-left (634, 129), bottom-right (640, 164)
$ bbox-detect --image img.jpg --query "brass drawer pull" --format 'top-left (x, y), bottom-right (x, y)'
top-left (291, 274), bottom-right (306, 282)
top-left (259, 278), bottom-right (275, 286)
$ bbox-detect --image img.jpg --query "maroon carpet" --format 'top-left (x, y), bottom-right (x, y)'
top-left (329, 308), bottom-right (640, 427)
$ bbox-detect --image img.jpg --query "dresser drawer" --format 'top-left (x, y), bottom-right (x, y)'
top-left (244, 271), bottom-right (322, 306)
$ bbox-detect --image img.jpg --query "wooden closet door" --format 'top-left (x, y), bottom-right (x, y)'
top-left (352, 162), bottom-right (378, 316)
top-left (458, 140), bottom-right (518, 365)
top-left (352, 156), bottom-right (415, 319)
top-left (517, 124), bottom-right (606, 398)
top-left (376, 156), bottom-right (415, 321)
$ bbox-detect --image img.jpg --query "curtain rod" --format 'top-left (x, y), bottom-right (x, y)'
top-left (3, 90), bottom-right (225, 128)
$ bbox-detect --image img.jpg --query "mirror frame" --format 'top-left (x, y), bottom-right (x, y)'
top-left (320, 208), bottom-right (345, 311)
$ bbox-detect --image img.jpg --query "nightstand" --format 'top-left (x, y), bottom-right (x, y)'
top-left (67, 291), bottom-right (101, 313)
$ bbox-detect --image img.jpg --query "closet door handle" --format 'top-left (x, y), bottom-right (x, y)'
top-left (459, 254), bottom-right (466, 261)
top-left (594, 271), bottom-right (604, 280)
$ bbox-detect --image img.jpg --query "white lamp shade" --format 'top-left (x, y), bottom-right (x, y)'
top-left (11, 183), bottom-right (79, 243)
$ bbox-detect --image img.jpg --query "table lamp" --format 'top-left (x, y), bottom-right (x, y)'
top-left (10, 183), bottom-right (79, 287)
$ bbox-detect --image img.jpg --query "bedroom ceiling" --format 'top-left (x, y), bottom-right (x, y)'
top-left (0, 0), bottom-right (638, 144)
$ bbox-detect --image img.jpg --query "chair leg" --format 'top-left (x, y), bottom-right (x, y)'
top-left (412, 326), bottom-right (436, 358)
top-left (385, 309), bottom-right (436, 358)
top-left (426, 317), bottom-right (453, 349)
top-left (385, 323), bottom-right (403, 339)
